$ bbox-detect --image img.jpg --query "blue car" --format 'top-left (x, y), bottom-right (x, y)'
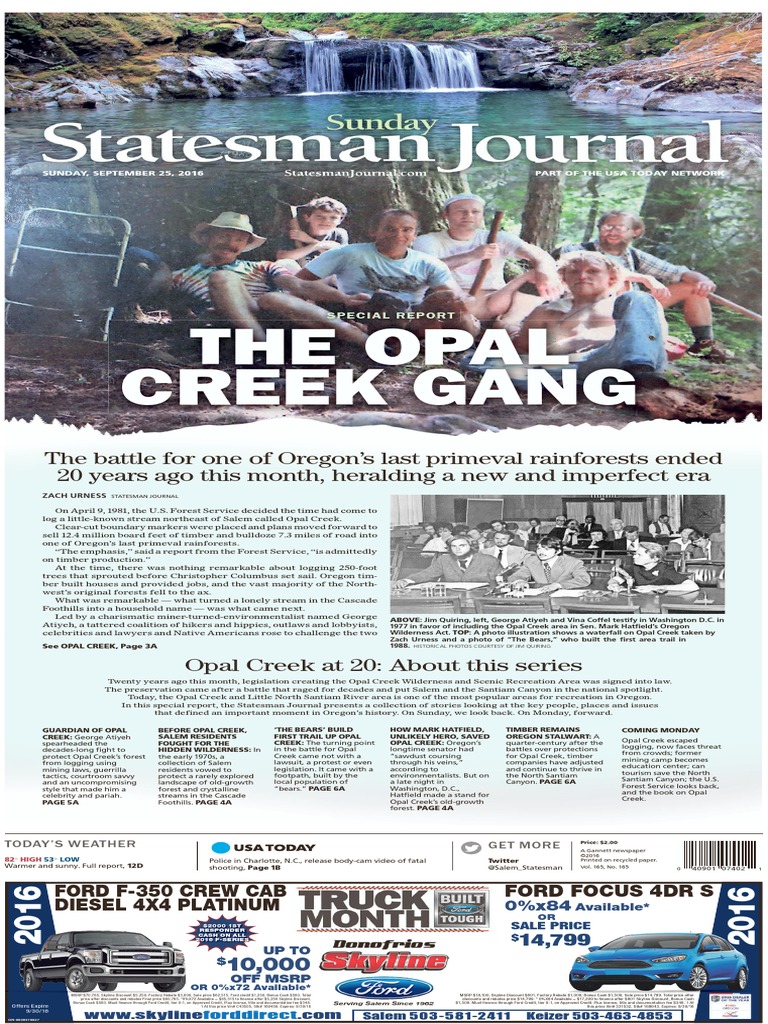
top-left (569, 933), bottom-right (748, 993)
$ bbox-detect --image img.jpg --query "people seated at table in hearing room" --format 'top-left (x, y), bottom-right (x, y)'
top-left (622, 525), bottom-right (652, 552)
top-left (578, 514), bottom-right (601, 537)
top-left (648, 513), bottom-right (675, 537)
top-left (525, 517), bottom-right (542, 549)
top-left (604, 518), bottom-right (628, 546)
top-left (685, 532), bottom-right (711, 561)
top-left (666, 528), bottom-right (708, 560)
top-left (548, 514), bottom-right (568, 540)
top-left (483, 529), bottom-right (529, 571)
top-left (395, 536), bottom-right (503, 588)
top-left (574, 526), bottom-right (608, 552)
top-left (419, 522), bottom-right (454, 557)
top-left (412, 522), bottom-right (436, 545)
top-left (506, 534), bottom-right (592, 593)
top-left (608, 543), bottom-right (699, 594)
top-left (562, 519), bottom-right (581, 548)
top-left (505, 522), bottom-right (527, 547)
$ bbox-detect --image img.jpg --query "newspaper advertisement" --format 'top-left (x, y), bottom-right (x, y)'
top-left (3, 8), bottom-right (763, 1024)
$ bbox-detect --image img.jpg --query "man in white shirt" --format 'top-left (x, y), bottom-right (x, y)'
top-left (298, 207), bottom-right (480, 336)
top-left (607, 519), bottom-right (626, 542)
top-left (484, 530), bottom-right (528, 572)
top-left (412, 193), bottom-right (561, 322)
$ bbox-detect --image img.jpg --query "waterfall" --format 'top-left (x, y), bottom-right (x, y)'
top-left (425, 44), bottom-right (483, 90)
top-left (304, 39), bottom-right (344, 94)
top-left (355, 41), bottom-right (483, 92)
top-left (403, 42), bottom-right (434, 90)
top-left (355, 42), bottom-right (431, 92)
top-left (306, 39), bottom-right (484, 93)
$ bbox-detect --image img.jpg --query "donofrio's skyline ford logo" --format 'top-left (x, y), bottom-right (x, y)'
top-left (434, 890), bottom-right (489, 928)
top-left (335, 977), bottom-right (433, 999)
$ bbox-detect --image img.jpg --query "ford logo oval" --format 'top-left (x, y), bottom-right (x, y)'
top-left (444, 904), bottom-right (476, 913)
top-left (335, 977), bottom-right (433, 1000)
top-left (131, 954), bottom-right (152, 961)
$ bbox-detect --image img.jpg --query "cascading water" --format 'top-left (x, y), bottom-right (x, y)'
top-left (355, 41), bottom-right (435, 91)
top-left (425, 44), bottom-right (483, 90)
top-left (304, 39), bottom-right (344, 94)
top-left (303, 39), bottom-right (484, 93)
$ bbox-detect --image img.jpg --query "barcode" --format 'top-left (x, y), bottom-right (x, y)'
top-left (683, 840), bottom-right (756, 868)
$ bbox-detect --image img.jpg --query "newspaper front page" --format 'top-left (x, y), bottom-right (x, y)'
top-left (3, 8), bottom-right (762, 1023)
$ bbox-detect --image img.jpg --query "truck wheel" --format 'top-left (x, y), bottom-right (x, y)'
top-left (66, 965), bottom-right (97, 992)
top-left (98, 983), bottom-right (118, 992)
top-left (154, 980), bottom-right (186, 992)
top-left (24, 968), bottom-right (43, 992)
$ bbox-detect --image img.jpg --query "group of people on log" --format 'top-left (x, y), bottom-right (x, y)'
top-left (141, 192), bottom-right (726, 375)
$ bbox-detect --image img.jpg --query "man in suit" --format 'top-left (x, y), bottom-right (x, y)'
top-left (395, 536), bottom-right (502, 588)
top-left (623, 525), bottom-right (653, 551)
top-left (605, 518), bottom-right (626, 543)
top-left (548, 515), bottom-right (568, 540)
top-left (484, 530), bottom-right (529, 571)
top-left (508, 534), bottom-right (592, 592)
top-left (599, 522), bottom-right (651, 555)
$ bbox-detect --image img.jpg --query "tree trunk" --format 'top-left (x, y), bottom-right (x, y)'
top-left (582, 175), bottom-right (600, 242)
top-left (639, 172), bottom-right (712, 254)
top-left (519, 167), bottom-right (564, 250)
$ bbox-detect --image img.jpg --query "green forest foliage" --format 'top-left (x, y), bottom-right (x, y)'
top-left (260, 14), bottom-right (536, 37)
top-left (467, 164), bottom-right (761, 366)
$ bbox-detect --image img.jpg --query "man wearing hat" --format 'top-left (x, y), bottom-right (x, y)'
top-left (412, 194), bottom-right (562, 322)
top-left (171, 212), bottom-right (369, 345)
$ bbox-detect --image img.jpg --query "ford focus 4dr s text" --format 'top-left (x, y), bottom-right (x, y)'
top-left (569, 933), bottom-right (748, 992)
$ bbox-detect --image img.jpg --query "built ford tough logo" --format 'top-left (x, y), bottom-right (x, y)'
top-left (335, 977), bottom-right (433, 999)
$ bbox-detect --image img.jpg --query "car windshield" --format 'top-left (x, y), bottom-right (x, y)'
top-left (72, 932), bottom-right (155, 946)
top-left (601, 934), bottom-right (699, 950)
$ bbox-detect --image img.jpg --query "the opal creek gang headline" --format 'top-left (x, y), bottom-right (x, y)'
top-left (40, 118), bottom-right (728, 408)
top-left (121, 328), bottom-right (640, 408)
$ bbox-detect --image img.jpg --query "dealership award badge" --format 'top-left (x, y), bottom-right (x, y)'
top-left (434, 889), bottom-right (489, 928)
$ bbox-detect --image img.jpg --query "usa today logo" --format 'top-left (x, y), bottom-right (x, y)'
top-left (212, 842), bottom-right (231, 854)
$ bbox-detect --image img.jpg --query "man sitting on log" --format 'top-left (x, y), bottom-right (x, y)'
top-left (553, 209), bottom-right (724, 361)
top-left (511, 251), bottom-right (670, 381)
top-left (412, 192), bottom-right (562, 323)
top-left (170, 211), bottom-right (370, 348)
top-left (296, 207), bottom-right (481, 337)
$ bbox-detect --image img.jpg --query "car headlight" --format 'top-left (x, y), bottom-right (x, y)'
top-left (80, 951), bottom-right (104, 963)
top-left (573, 957), bottom-right (590, 965)
top-left (174, 951), bottom-right (185, 965)
top-left (651, 955), bottom-right (687, 963)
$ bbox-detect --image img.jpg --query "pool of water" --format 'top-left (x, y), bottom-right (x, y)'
top-left (7, 88), bottom-right (760, 168)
